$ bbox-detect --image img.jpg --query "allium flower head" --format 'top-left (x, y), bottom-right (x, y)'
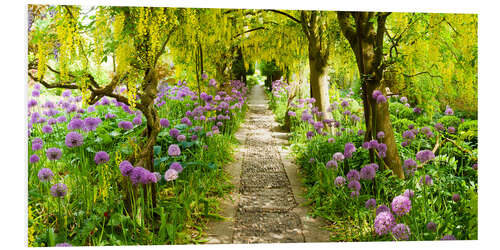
top-left (372, 90), bottom-right (382, 99)
top-left (447, 126), bottom-right (455, 134)
top-left (347, 170), bottom-right (360, 182)
top-left (420, 175), bottom-right (434, 186)
top-left (444, 106), bottom-right (454, 115)
top-left (50, 183), bottom-right (68, 198)
top-left (133, 116), bottom-right (142, 125)
top-left (288, 111), bottom-right (296, 117)
top-left (426, 222), bottom-right (437, 232)
top-left (119, 160), bottom-right (134, 177)
top-left (400, 96), bottom-right (408, 103)
top-left (328, 138), bottom-right (335, 143)
top-left (28, 99), bottom-right (37, 108)
top-left (441, 235), bottom-right (456, 240)
top-left (360, 165), bottom-right (376, 180)
top-left (57, 116), bottom-right (67, 123)
top-left (94, 151), bottom-right (109, 165)
top-left (348, 180), bottom-right (361, 191)
top-left (376, 204), bottom-right (390, 215)
top-left (168, 144), bottom-right (181, 156)
top-left (452, 193), bottom-right (460, 202)
top-left (169, 162), bottom-right (183, 173)
top-left (334, 176), bottom-right (346, 187)
top-left (344, 143), bottom-right (356, 158)
top-left (42, 125), bottom-right (53, 134)
top-left (177, 134), bottom-right (186, 142)
top-left (403, 189), bottom-right (415, 198)
top-left (377, 131), bottom-right (385, 140)
top-left (434, 123), bottom-right (445, 131)
top-left (391, 195), bottom-right (412, 216)
top-left (332, 152), bottom-right (344, 162)
top-left (30, 154), bottom-right (40, 163)
top-left (32, 90), bottom-right (40, 97)
top-left (32, 142), bottom-right (43, 151)
top-left (169, 128), bottom-right (180, 138)
top-left (68, 118), bottom-right (84, 130)
top-left (402, 130), bottom-right (415, 140)
top-left (38, 168), bottom-right (53, 182)
top-left (62, 89), bottom-right (72, 98)
top-left (164, 169), bottom-right (179, 182)
top-left (413, 107), bottom-right (422, 114)
top-left (416, 150), bottom-right (435, 163)
top-left (374, 212), bottom-right (395, 235)
top-left (118, 121), bottom-right (134, 130)
top-left (65, 132), bottom-right (83, 148)
top-left (365, 198), bottom-right (377, 209)
top-left (46, 147), bottom-right (62, 161)
top-left (160, 118), bottom-right (170, 128)
top-left (84, 117), bottom-right (102, 131)
top-left (130, 167), bottom-right (147, 185)
top-left (392, 224), bottom-right (411, 240)
top-left (376, 94), bottom-right (387, 104)
top-left (369, 140), bottom-right (379, 149)
top-left (350, 191), bottom-right (360, 198)
top-left (326, 160), bottom-right (338, 169)
top-left (55, 242), bottom-right (72, 247)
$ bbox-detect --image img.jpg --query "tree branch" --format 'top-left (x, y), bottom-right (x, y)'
top-left (402, 71), bottom-right (443, 79)
top-left (233, 27), bottom-right (267, 39)
top-left (266, 9), bottom-right (301, 24)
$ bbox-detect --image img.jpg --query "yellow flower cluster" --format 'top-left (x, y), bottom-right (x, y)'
top-left (55, 6), bottom-right (78, 82)
top-left (93, 8), bottom-right (108, 66)
top-left (36, 41), bottom-right (48, 79)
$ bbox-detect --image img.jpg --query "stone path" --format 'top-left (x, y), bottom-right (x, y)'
top-left (205, 84), bottom-right (330, 244)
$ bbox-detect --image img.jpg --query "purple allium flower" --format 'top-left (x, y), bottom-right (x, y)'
top-left (94, 151), bottom-right (109, 165)
top-left (444, 106), bottom-right (454, 115)
top-left (50, 183), bottom-right (68, 198)
top-left (32, 89), bottom-right (40, 97)
top-left (326, 160), bottom-right (338, 169)
top-left (28, 99), bottom-right (37, 108)
top-left (57, 116), bottom-right (67, 123)
top-left (169, 162), bottom-right (183, 173)
top-left (160, 118), bottom-right (170, 128)
top-left (376, 94), bottom-right (387, 104)
top-left (177, 134), bottom-right (186, 142)
top-left (313, 121), bottom-right (324, 130)
top-left (344, 143), bottom-right (356, 158)
top-left (368, 140), bottom-right (378, 149)
top-left (341, 100), bottom-right (349, 108)
top-left (377, 131), bottom-right (385, 140)
top-left (372, 90), bottom-right (382, 99)
top-left (401, 140), bottom-right (410, 147)
top-left (365, 198), bottom-right (377, 209)
top-left (84, 117), bottom-right (102, 131)
top-left (288, 111), bottom-right (296, 117)
top-left (420, 175), bottom-right (434, 186)
top-left (153, 172), bottom-right (162, 182)
top-left (362, 142), bottom-right (370, 149)
top-left (350, 191), bottom-right (360, 198)
top-left (65, 132), bottom-right (83, 148)
top-left (347, 180), bottom-right (361, 191)
top-left (119, 160), bottom-right (134, 177)
top-left (472, 163), bottom-right (478, 170)
top-left (191, 134), bottom-right (198, 141)
top-left (376, 204), bottom-right (390, 215)
top-left (169, 128), bottom-right (180, 138)
top-left (309, 158), bottom-right (315, 163)
top-left (129, 167), bottom-right (147, 185)
top-left (334, 176), bottom-right (346, 187)
top-left (357, 129), bottom-right (365, 136)
top-left (202, 73), bottom-right (208, 80)
top-left (447, 126), bottom-right (455, 134)
top-left (133, 116), bottom-right (142, 125)
top-left (68, 118), bottom-right (84, 130)
top-left (332, 152), bottom-right (344, 162)
top-left (55, 242), bottom-right (72, 247)
top-left (452, 193), bottom-right (461, 202)
top-left (42, 125), bottom-right (53, 134)
top-left (374, 212), bottom-right (395, 235)
top-left (347, 170), bottom-right (360, 182)
top-left (434, 123), bottom-right (445, 131)
top-left (37, 168), bottom-right (53, 182)
top-left (413, 107), bottom-right (422, 114)
top-left (46, 147), bottom-right (62, 161)
top-left (400, 96), bottom-right (408, 103)
top-left (360, 165), bottom-right (376, 180)
top-left (168, 144), bottom-right (181, 156)
top-left (416, 150), bottom-right (435, 163)
top-left (32, 142), bottom-right (43, 151)
top-left (164, 169), bottom-right (179, 182)
top-left (377, 143), bottom-right (387, 153)
top-left (402, 130), bottom-right (415, 140)
top-left (441, 235), bottom-right (456, 240)
top-left (306, 131), bottom-right (314, 140)
top-left (403, 189), bottom-right (415, 199)
top-left (328, 138), bottom-right (335, 143)
top-left (391, 195), bottom-right (412, 216)
top-left (426, 222), bottom-right (437, 232)
top-left (62, 89), bottom-right (72, 98)
top-left (30, 154), bottom-right (40, 163)
top-left (104, 113), bottom-right (116, 120)
top-left (392, 223), bottom-right (411, 240)
top-left (118, 121), bottom-right (134, 130)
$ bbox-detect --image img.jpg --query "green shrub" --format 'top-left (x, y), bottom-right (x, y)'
top-left (388, 102), bottom-right (413, 119)
top-left (392, 118), bottom-right (414, 133)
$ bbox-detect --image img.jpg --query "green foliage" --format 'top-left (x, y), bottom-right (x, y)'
top-left (438, 115), bottom-right (461, 129)
top-left (388, 102), bottom-right (413, 120)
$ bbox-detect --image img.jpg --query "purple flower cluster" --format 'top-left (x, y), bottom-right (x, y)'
top-left (334, 176), bottom-right (346, 187)
top-left (168, 144), bottom-right (181, 156)
top-left (391, 195), bottom-right (412, 216)
top-left (94, 151), bottom-right (109, 165)
top-left (344, 143), bottom-right (356, 158)
top-left (392, 224), bottom-right (411, 240)
top-left (50, 183), bottom-right (68, 198)
top-left (46, 147), bottom-right (62, 161)
top-left (416, 150), bottom-right (435, 163)
top-left (374, 212), bottom-right (395, 235)
top-left (360, 165), bottom-right (376, 180)
top-left (65, 132), bottom-right (83, 148)
top-left (38, 168), bottom-right (54, 182)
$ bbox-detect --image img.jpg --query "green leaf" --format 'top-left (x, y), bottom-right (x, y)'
top-left (154, 145), bottom-right (162, 156)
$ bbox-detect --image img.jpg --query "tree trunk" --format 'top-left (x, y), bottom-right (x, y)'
top-left (308, 37), bottom-right (332, 121)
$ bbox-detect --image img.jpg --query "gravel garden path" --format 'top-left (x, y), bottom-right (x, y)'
top-left (205, 84), bottom-right (330, 244)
